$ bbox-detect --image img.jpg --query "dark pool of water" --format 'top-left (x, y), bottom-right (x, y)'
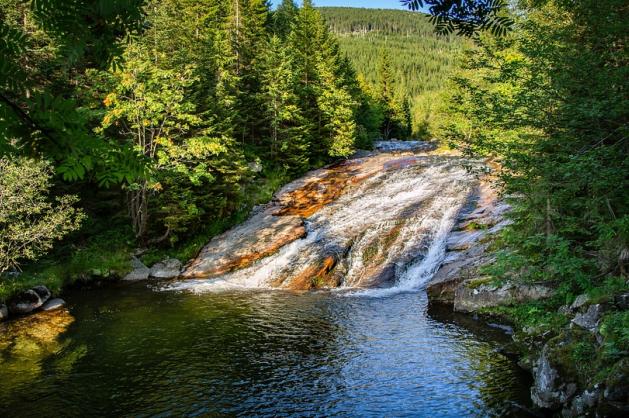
top-left (0, 284), bottom-right (535, 417)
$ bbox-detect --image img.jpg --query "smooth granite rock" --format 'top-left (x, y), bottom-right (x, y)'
top-left (150, 258), bottom-right (182, 279)
top-left (123, 257), bottom-right (150, 281)
top-left (41, 298), bottom-right (66, 312)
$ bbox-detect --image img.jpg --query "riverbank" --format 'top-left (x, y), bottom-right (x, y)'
top-left (426, 184), bottom-right (629, 417)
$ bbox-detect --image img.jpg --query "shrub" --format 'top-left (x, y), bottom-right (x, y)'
top-left (0, 157), bottom-right (85, 273)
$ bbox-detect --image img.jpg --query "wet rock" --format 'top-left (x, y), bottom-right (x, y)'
top-left (445, 230), bottom-right (485, 251)
top-left (123, 257), bottom-right (150, 281)
top-left (570, 294), bottom-right (590, 311)
top-left (8, 289), bottom-right (45, 315)
top-left (277, 254), bottom-right (339, 290)
top-left (454, 282), bottom-right (554, 313)
top-left (150, 258), bottom-right (182, 279)
top-left (487, 322), bottom-right (514, 335)
top-left (563, 386), bottom-right (600, 417)
top-left (182, 214), bottom-right (306, 279)
top-left (41, 298), bottom-right (66, 312)
top-left (0, 304), bottom-right (8, 321)
top-left (571, 304), bottom-right (604, 332)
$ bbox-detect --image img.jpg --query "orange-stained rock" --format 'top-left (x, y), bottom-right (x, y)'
top-left (181, 214), bottom-right (306, 279)
top-left (273, 162), bottom-right (364, 218)
top-left (275, 255), bottom-right (339, 290)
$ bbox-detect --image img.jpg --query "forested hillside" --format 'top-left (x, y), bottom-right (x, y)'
top-left (319, 7), bottom-right (468, 137)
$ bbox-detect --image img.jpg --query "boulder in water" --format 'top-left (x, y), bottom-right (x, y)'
top-left (32, 285), bottom-right (51, 304)
top-left (123, 257), bottom-right (150, 281)
top-left (41, 298), bottom-right (66, 312)
top-left (7, 285), bottom-right (53, 315)
top-left (8, 289), bottom-right (45, 315)
top-left (150, 258), bottom-right (182, 279)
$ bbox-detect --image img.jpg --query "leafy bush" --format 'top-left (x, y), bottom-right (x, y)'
top-left (0, 157), bottom-right (85, 273)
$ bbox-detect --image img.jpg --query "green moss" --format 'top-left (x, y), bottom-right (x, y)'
top-left (464, 221), bottom-right (489, 231)
top-left (466, 275), bottom-right (495, 289)
top-left (362, 243), bottom-right (379, 264)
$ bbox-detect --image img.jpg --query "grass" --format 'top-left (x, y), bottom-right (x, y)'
top-left (0, 231), bottom-right (133, 303)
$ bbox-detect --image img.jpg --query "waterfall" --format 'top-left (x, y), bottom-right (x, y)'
top-left (164, 150), bottom-right (476, 296)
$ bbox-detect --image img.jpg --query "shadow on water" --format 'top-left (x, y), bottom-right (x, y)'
top-left (1, 284), bottom-right (540, 417)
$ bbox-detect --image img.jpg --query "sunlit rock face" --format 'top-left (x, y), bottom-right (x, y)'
top-left (177, 143), bottom-right (479, 293)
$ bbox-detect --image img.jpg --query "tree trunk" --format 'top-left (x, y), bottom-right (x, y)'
top-left (129, 182), bottom-right (149, 242)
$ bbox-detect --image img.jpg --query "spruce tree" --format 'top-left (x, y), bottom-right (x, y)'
top-left (259, 36), bottom-right (310, 172)
top-left (272, 0), bottom-right (298, 38)
top-left (316, 63), bottom-right (357, 158)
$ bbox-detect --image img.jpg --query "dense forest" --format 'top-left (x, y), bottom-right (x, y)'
top-left (319, 7), bottom-right (467, 137)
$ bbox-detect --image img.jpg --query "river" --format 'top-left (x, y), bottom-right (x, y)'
top-left (0, 143), bottom-right (535, 417)
top-left (0, 286), bottom-right (533, 417)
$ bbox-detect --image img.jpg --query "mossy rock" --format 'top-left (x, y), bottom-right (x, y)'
top-left (545, 328), bottom-right (599, 388)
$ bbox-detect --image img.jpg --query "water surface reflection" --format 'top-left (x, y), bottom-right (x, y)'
top-left (0, 285), bottom-right (533, 417)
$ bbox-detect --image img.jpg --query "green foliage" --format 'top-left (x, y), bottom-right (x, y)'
top-left (599, 311), bottom-right (629, 360)
top-left (442, 0), bottom-right (628, 294)
top-left (0, 157), bottom-right (85, 273)
top-left (319, 7), bottom-right (468, 138)
top-left (402, 0), bottom-right (513, 37)
top-left (0, 0), bottom-right (375, 297)
top-left (258, 35), bottom-right (310, 172)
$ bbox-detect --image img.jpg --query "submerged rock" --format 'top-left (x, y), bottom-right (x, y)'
top-left (150, 258), bottom-right (182, 279)
top-left (123, 257), bottom-right (150, 281)
top-left (41, 298), bottom-right (66, 312)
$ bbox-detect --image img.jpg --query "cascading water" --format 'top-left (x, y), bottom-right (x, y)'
top-left (165, 149), bottom-right (478, 296)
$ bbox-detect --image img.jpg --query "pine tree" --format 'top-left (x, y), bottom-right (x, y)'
top-left (259, 36), bottom-right (310, 172)
top-left (316, 62), bottom-right (357, 158)
top-left (272, 0), bottom-right (298, 38)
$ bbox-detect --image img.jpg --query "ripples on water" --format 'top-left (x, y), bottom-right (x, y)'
top-left (0, 286), bottom-right (533, 417)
